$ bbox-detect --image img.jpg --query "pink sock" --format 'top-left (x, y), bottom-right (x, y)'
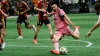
top-left (53, 42), bottom-right (59, 51)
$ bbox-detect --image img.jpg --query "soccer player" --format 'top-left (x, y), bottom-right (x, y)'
top-left (0, 0), bottom-right (9, 49)
top-left (0, 2), bottom-right (7, 50)
top-left (33, 0), bottom-right (53, 44)
top-left (15, 0), bottom-right (36, 39)
top-left (49, 2), bottom-right (80, 55)
top-left (86, 3), bottom-right (100, 37)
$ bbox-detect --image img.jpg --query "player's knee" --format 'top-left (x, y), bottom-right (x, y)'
top-left (52, 38), bottom-right (58, 43)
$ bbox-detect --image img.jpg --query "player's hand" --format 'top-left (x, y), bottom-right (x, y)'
top-left (86, 31), bottom-right (91, 38)
top-left (4, 14), bottom-right (8, 18)
top-left (34, 7), bottom-right (38, 10)
top-left (15, 10), bottom-right (19, 15)
top-left (20, 12), bottom-right (24, 15)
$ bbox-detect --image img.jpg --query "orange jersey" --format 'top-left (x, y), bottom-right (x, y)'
top-left (33, 0), bottom-right (38, 7)
top-left (38, 1), bottom-right (48, 20)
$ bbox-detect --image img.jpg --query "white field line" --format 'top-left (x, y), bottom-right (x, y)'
top-left (5, 39), bottom-right (93, 48)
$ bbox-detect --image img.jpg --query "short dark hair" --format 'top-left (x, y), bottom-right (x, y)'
top-left (94, 3), bottom-right (100, 11)
top-left (50, 2), bottom-right (58, 6)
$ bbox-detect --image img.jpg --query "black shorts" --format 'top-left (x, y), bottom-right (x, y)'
top-left (17, 16), bottom-right (29, 26)
top-left (37, 19), bottom-right (50, 26)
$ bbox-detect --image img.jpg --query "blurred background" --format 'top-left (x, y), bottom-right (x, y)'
top-left (1, 0), bottom-right (99, 16)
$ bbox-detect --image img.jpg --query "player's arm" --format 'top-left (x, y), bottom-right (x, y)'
top-left (20, 2), bottom-right (30, 15)
top-left (58, 9), bottom-right (75, 27)
top-left (63, 14), bottom-right (75, 27)
top-left (34, 7), bottom-right (46, 12)
top-left (15, 9), bottom-right (19, 15)
top-left (0, 9), bottom-right (8, 17)
top-left (86, 19), bottom-right (100, 37)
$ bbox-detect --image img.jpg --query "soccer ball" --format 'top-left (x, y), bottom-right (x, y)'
top-left (59, 47), bottom-right (68, 55)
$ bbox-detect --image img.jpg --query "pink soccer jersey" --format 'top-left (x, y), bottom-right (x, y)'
top-left (52, 8), bottom-right (68, 31)
top-left (51, 8), bottom-right (73, 36)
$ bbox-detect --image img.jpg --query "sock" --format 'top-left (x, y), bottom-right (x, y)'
top-left (51, 36), bottom-right (54, 40)
top-left (17, 27), bottom-right (22, 36)
top-left (0, 44), bottom-right (1, 47)
top-left (1, 39), bottom-right (4, 44)
top-left (34, 36), bottom-right (37, 40)
top-left (0, 44), bottom-right (2, 50)
top-left (53, 42), bottom-right (59, 51)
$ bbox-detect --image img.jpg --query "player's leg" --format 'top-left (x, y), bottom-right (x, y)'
top-left (0, 37), bottom-right (2, 50)
top-left (0, 28), bottom-right (6, 50)
top-left (17, 23), bottom-right (23, 39)
top-left (50, 32), bottom-right (62, 55)
top-left (0, 22), bottom-right (6, 49)
top-left (1, 28), bottom-right (6, 49)
top-left (33, 20), bottom-right (43, 44)
top-left (4, 19), bottom-right (6, 29)
top-left (24, 19), bottom-right (36, 31)
top-left (33, 25), bottom-right (41, 44)
top-left (44, 19), bottom-right (53, 38)
top-left (71, 26), bottom-right (80, 39)
top-left (3, 18), bottom-right (6, 37)
top-left (0, 29), bottom-right (2, 50)
top-left (46, 24), bottom-right (53, 37)
top-left (16, 17), bottom-right (23, 39)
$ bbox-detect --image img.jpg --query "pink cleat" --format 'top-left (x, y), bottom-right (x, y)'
top-left (50, 50), bottom-right (60, 55)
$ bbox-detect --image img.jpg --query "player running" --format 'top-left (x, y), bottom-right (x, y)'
top-left (0, 0), bottom-right (9, 48)
top-left (33, 0), bottom-right (53, 44)
top-left (0, 2), bottom-right (7, 51)
top-left (15, 0), bottom-right (36, 39)
top-left (86, 2), bottom-right (100, 37)
top-left (49, 2), bottom-right (80, 55)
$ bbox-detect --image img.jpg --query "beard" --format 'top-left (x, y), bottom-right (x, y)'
top-left (96, 12), bottom-right (99, 15)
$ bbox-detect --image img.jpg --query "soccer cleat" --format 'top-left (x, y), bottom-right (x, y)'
top-left (0, 47), bottom-right (2, 51)
top-left (1, 42), bottom-right (6, 48)
top-left (33, 39), bottom-right (38, 44)
top-left (16, 36), bottom-right (23, 39)
top-left (50, 50), bottom-right (60, 55)
top-left (32, 25), bottom-right (37, 31)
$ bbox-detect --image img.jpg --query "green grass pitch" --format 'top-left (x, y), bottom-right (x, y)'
top-left (0, 13), bottom-right (100, 56)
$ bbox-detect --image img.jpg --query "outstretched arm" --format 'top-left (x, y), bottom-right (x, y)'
top-left (34, 7), bottom-right (46, 12)
top-left (63, 14), bottom-right (75, 27)
top-left (86, 20), bottom-right (100, 37)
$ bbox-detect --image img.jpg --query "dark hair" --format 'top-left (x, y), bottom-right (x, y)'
top-left (94, 3), bottom-right (100, 11)
top-left (50, 2), bottom-right (58, 6)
